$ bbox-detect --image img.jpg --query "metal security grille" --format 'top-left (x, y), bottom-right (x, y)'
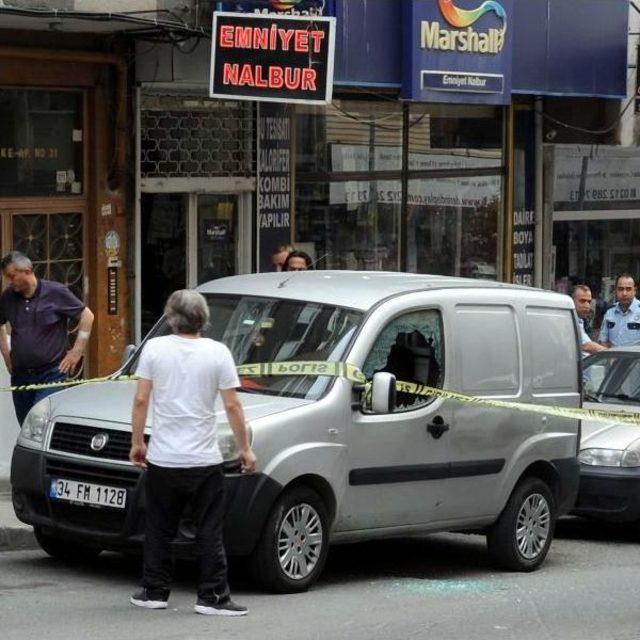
top-left (140, 94), bottom-right (254, 178)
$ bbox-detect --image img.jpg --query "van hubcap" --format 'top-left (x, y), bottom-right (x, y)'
top-left (277, 503), bottom-right (323, 580)
top-left (516, 493), bottom-right (551, 560)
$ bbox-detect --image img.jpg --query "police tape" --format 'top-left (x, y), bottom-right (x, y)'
top-left (2, 361), bottom-right (640, 427)
top-left (237, 361), bottom-right (640, 427)
top-left (0, 375), bottom-right (138, 394)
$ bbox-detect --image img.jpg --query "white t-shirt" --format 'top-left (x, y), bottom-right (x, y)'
top-left (135, 334), bottom-right (240, 468)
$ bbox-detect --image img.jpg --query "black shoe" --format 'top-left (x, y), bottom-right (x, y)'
top-left (194, 597), bottom-right (248, 617)
top-left (130, 588), bottom-right (169, 610)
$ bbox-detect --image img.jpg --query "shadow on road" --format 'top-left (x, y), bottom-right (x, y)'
top-left (8, 532), bottom-right (494, 593)
top-left (322, 533), bottom-right (491, 586)
top-left (555, 516), bottom-right (640, 545)
top-left (16, 519), bottom-right (634, 595)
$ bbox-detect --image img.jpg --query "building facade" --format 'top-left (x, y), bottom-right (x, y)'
top-left (134, 0), bottom-right (629, 339)
top-left (0, 0), bottom-right (631, 476)
top-left (0, 0), bottom-right (205, 474)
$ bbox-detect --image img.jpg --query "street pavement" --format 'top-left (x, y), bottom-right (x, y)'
top-left (0, 480), bottom-right (35, 552)
top-left (1, 518), bottom-right (640, 640)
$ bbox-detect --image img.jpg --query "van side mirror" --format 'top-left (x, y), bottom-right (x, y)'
top-left (121, 344), bottom-right (137, 367)
top-left (370, 372), bottom-right (397, 414)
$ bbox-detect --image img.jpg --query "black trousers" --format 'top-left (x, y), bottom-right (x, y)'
top-left (142, 462), bottom-right (229, 602)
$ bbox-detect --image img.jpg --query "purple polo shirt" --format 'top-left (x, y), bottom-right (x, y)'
top-left (0, 279), bottom-right (85, 374)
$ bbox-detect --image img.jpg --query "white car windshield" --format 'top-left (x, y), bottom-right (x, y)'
top-left (130, 294), bottom-right (363, 400)
top-left (583, 352), bottom-right (640, 404)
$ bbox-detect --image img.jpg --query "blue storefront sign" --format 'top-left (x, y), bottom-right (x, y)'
top-left (219, 0), bottom-right (335, 16)
top-left (332, 0), bottom-right (625, 99)
top-left (402, 0), bottom-right (513, 104)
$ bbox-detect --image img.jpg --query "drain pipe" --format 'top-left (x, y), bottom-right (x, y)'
top-left (534, 96), bottom-right (544, 288)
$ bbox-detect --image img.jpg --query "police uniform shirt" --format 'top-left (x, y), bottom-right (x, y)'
top-left (598, 298), bottom-right (640, 347)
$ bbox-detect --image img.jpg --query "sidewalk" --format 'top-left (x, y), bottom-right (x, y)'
top-left (0, 479), bottom-right (37, 551)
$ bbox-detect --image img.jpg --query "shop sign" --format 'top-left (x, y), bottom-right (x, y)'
top-left (218, 0), bottom-right (334, 17)
top-left (203, 219), bottom-right (229, 242)
top-left (553, 149), bottom-right (640, 207)
top-left (512, 210), bottom-right (534, 286)
top-left (402, 0), bottom-right (513, 104)
top-left (257, 102), bottom-right (292, 272)
top-left (210, 12), bottom-right (336, 104)
top-left (329, 144), bottom-right (500, 207)
top-left (512, 110), bottom-right (535, 287)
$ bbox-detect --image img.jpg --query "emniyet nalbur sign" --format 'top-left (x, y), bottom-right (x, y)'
top-left (210, 12), bottom-right (336, 104)
top-left (403, 0), bottom-right (513, 104)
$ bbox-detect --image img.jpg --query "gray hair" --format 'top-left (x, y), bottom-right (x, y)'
top-left (0, 251), bottom-right (33, 272)
top-left (164, 290), bottom-right (210, 335)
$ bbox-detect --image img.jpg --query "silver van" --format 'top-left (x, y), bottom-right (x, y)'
top-left (11, 272), bottom-right (581, 592)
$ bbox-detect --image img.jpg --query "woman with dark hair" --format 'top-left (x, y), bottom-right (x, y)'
top-left (283, 250), bottom-right (313, 271)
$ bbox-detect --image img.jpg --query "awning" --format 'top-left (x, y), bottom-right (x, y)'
top-left (0, 6), bottom-right (209, 39)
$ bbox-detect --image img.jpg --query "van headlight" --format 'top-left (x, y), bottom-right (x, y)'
top-left (18, 398), bottom-right (52, 450)
top-left (218, 424), bottom-right (253, 462)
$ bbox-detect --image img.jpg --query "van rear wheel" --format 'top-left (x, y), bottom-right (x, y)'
top-left (487, 477), bottom-right (555, 571)
top-left (249, 486), bottom-right (329, 593)
top-left (34, 527), bottom-right (102, 562)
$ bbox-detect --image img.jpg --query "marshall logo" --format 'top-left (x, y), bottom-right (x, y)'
top-left (90, 433), bottom-right (109, 452)
top-left (421, 0), bottom-right (507, 54)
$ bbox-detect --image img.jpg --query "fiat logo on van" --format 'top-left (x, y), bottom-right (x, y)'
top-left (90, 433), bottom-right (109, 452)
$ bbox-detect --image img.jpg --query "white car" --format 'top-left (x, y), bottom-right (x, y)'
top-left (574, 346), bottom-right (640, 523)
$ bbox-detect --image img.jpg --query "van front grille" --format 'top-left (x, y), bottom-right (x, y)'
top-left (49, 422), bottom-right (147, 462)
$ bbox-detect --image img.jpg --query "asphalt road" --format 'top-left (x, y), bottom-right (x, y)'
top-left (1, 518), bottom-right (639, 640)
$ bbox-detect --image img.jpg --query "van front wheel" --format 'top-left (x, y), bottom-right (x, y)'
top-left (249, 486), bottom-right (329, 593)
top-left (487, 477), bottom-right (555, 571)
top-left (34, 527), bottom-right (102, 562)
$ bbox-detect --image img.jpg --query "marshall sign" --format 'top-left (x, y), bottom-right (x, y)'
top-left (210, 12), bottom-right (336, 104)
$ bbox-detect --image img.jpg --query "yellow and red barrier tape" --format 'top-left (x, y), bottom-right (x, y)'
top-left (2, 361), bottom-right (639, 426)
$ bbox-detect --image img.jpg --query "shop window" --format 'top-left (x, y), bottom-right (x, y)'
top-left (296, 100), bottom-right (403, 173)
top-left (295, 181), bottom-right (400, 271)
top-left (406, 176), bottom-right (502, 278)
top-left (550, 145), bottom-right (640, 333)
top-left (294, 100), bottom-right (506, 276)
top-left (0, 89), bottom-right (83, 197)
top-left (408, 104), bottom-right (503, 167)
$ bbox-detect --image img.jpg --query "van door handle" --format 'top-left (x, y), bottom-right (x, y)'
top-left (427, 416), bottom-right (449, 439)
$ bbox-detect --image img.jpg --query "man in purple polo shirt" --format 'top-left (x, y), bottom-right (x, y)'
top-left (0, 251), bottom-right (95, 425)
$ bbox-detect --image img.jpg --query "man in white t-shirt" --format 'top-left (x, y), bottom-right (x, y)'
top-left (128, 289), bottom-right (256, 616)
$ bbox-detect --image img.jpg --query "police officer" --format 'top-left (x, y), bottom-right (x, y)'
top-left (599, 273), bottom-right (640, 347)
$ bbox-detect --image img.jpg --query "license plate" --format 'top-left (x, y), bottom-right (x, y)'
top-left (49, 478), bottom-right (127, 509)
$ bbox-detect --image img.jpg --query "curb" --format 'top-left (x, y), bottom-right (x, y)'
top-left (0, 525), bottom-right (36, 552)
top-left (0, 485), bottom-right (39, 552)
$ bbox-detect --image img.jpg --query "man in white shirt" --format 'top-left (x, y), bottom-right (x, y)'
top-left (128, 289), bottom-right (256, 616)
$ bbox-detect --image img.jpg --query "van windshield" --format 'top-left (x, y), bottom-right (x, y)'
top-left (129, 294), bottom-right (363, 400)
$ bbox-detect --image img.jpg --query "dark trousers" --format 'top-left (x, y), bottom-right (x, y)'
top-left (143, 462), bottom-right (229, 602)
top-left (11, 366), bottom-right (66, 426)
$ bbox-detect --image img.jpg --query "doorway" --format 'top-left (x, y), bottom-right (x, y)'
top-left (139, 191), bottom-right (250, 339)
